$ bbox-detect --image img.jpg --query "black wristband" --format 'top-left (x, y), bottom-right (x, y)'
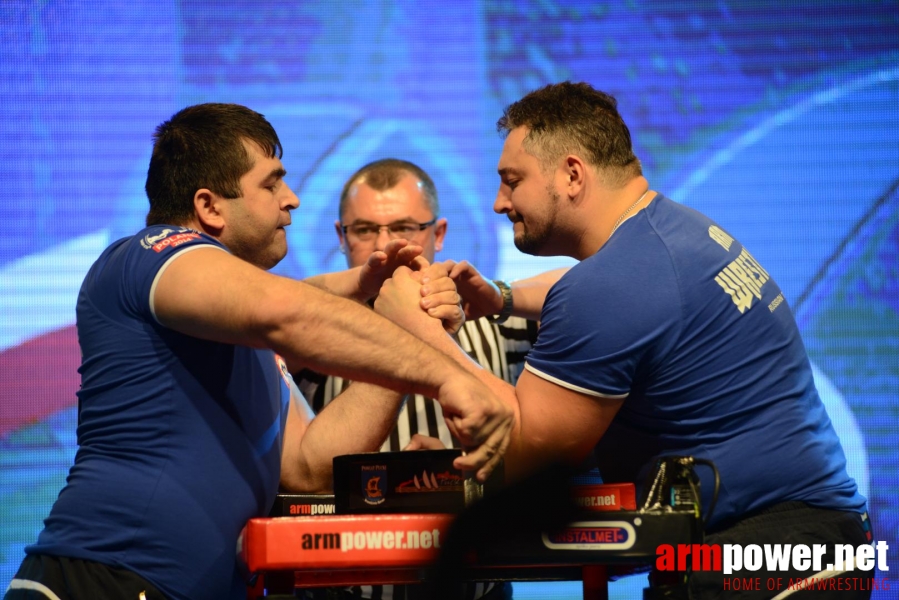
top-left (485, 279), bottom-right (513, 324)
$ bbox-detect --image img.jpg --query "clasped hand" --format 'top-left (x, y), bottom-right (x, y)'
top-left (365, 240), bottom-right (463, 335)
top-left (374, 259), bottom-right (463, 336)
top-left (371, 246), bottom-right (513, 482)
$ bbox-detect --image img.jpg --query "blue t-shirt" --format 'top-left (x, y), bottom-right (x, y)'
top-left (526, 195), bottom-right (864, 529)
top-left (28, 226), bottom-right (291, 600)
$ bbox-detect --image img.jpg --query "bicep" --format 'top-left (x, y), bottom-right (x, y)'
top-left (508, 368), bottom-right (623, 481)
top-left (281, 378), bottom-right (315, 489)
top-left (152, 246), bottom-right (292, 346)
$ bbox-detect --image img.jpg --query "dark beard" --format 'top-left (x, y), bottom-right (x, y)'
top-left (513, 227), bottom-right (551, 256)
top-left (512, 187), bottom-right (559, 256)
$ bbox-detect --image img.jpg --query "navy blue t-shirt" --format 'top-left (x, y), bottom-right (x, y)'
top-left (526, 195), bottom-right (864, 529)
top-left (28, 226), bottom-right (291, 599)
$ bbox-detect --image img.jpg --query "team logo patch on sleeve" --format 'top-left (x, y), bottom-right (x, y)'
top-left (139, 227), bottom-right (201, 252)
top-left (274, 354), bottom-right (291, 386)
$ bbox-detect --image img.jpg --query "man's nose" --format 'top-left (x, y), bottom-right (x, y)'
top-left (493, 190), bottom-right (509, 214)
top-left (283, 184), bottom-right (300, 210)
top-left (374, 226), bottom-right (392, 252)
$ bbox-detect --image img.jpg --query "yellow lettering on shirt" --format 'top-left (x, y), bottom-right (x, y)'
top-left (768, 292), bottom-right (785, 312)
top-left (727, 260), bottom-right (762, 299)
top-left (709, 226), bottom-right (734, 251)
top-left (715, 270), bottom-right (755, 314)
top-left (715, 249), bottom-right (770, 314)
top-left (739, 249), bottom-right (770, 282)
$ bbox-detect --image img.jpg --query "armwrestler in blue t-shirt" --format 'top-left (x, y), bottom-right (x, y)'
top-left (5, 104), bottom-right (512, 600)
top-left (381, 83), bottom-right (873, 600)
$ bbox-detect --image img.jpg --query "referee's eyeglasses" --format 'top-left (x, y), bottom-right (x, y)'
top-left (341, 218), bottom-right (438, 242)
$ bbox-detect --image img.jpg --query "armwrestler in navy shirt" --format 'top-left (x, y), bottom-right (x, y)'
top-left (6, 103), bottom-right (511, 600)
top-left (380, 83), bottom-right (872, 600)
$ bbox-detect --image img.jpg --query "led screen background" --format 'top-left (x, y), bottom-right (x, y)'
top-left (0, 1), bottom-right (897, 597)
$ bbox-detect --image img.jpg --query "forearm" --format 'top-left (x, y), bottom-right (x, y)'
top-left (158, 250), bottom-right (458, 405)
top-left (303, 267), bottom-right (371, 304)
top-left (408, 324), bottom-right (604, 483)
top-left (412, 326), bottom-right (526, 473)
top-left (281, 382), bottom-right (404, 493)
top-left (509, 267), bottom-right (569, 321)
top-left (266, 279), bottom-right (460, 399)
top-left (303, 240), bottom-right (426, 305)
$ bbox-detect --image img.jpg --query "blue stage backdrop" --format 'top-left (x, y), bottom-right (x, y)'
top-left (0, 2), bottom-right (896, 598)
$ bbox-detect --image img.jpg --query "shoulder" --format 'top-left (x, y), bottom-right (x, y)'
top-left (126, 226), bottom-right (228, 289)
top-left (538, 212), bottom-right (685, 344)
top-left (87, 226), bottom-right (227, 317)
top-left (99, 226), bottom-right (226, 272)
top-left (132, 225), bottom-right (226, 256)
top-left (640, 194), bottom-right (737, 261)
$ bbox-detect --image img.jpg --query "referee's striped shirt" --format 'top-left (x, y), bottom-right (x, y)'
top-left (295, 316), bottom-right (537, 600)
top-left (297, 316), bottom-right (536, 452)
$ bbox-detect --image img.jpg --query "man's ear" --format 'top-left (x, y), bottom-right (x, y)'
top-left (433, 218), bottom-right (448, 252)
top-left (194, 189), bottom-right (225, 232)
top-left (561, 155), bottom-right (586, 200)
top-left (334, 220), bottom-right (347, 254)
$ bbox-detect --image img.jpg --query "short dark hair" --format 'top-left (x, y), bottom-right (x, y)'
top-left (497, 82), bottom-right (641, 184)
top-left (338, 158), bottom-right (439, 220)
top-left (145, 103), bottom-right (283, 226)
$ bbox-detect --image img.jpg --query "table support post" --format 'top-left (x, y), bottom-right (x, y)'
top-left (582, 565), bottom-right (609, 600)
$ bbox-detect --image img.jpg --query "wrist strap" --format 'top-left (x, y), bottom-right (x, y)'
top-left (485, 279), bottom-right (513, 324)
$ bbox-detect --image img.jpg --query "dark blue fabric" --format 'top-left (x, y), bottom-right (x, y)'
top-left (28, 226), bottom-right (290, 600)
top-left (526, 196), bottom-right (864, 529)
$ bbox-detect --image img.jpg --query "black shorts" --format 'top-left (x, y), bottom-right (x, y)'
top-left (4, 554), bottom-right (166, 600)
top-left (686, 502), bottom-right (874, 600)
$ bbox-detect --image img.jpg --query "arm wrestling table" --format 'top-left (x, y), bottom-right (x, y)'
top-left (240, 491), bottom-right (701, 599)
